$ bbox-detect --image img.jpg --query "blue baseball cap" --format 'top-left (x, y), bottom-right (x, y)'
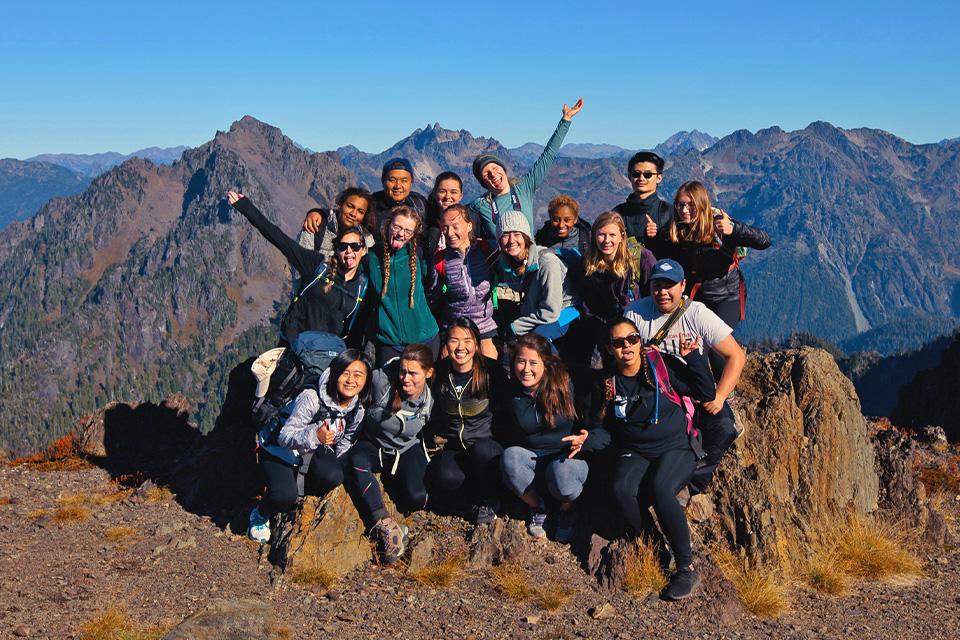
top-left (381, 157), bottom-right (414, 181)
top-left (650, 259), bottom-right (685, 284)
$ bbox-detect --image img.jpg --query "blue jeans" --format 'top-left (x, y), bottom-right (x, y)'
top-left (501, 446), bottom-right (589, 503)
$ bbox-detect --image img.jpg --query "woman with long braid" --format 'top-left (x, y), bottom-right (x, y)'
top-left (366, 206), bottom-right (440, 366)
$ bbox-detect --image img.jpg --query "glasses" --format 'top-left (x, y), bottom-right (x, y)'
top-left (336, 241), bottom-right (364, 252)
top-left (610, 333), bottom-right (642, 350)
top-left (630, 170), bottom-right (659, 180)
top-left (675, 202), bottom-right (696, 212)
top-left (389, 223), bottom-right (416, 238)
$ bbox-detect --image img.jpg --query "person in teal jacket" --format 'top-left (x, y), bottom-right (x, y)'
top-left (468, 98), bottom-right (584, 238)
top-left (366, 205), bottom-right (440, 366)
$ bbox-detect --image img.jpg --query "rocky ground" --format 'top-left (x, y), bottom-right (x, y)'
top-left (2, 461), bottom-right (958, 640)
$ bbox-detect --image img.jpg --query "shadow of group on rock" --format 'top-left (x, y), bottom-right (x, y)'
top-left (69, 347), bottom-right (952, 605)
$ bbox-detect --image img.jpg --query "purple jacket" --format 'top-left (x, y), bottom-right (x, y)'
top-left (427, 242), bottom-right (498, 335)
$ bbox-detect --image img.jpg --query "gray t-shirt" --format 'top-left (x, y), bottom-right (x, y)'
top-left (624, 298), bottom-right (732, 357)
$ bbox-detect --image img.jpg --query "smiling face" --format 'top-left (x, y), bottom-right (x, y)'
top-left (629, 160), bottom-right (663, 199)
top-left (651, 278), bottom-right (685, 313)
top-left (387, 213), bottom-right (417, 251)
top-left (549, 205), bottom-right (578, 239)
top-left (675, 192), bottom-right (696, 224)
top-left (446, 325), bottom-right (477, 372)
top-left (441, 208), bottom-right (472, 251)
top-left (335, 231), bottom-right (367, 271)
top-left (595, 222), bottom-right (622, 261)
top-left (434, 178), bottom-right (462, 209)
top-left (399, 359), bottom-right (432, 400)
top-left (513, 346), bottom-right (545, 391)
top-left (383, 169), bottom-right (413, 203)
top-left (481, 163), bottom-right (509, 195)
top-left (338, 195), bottom-right (369, 228)
top-left (337, 360), bottom-right (368, 399)
top-left (499, 231), bottom-right (528, 261)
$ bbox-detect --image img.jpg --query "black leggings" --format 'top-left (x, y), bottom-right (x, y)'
top-left (704, 297), bottom-right (740, 381)
top-left (346, 440), bottom-right (429, 528)
top-left (374, 333), bottom-right (440, 368)
top-left (427, 438), bottom-right (503, 507)
top-left (689, 403), bottom-right (739, 494)
top-left (612, 448), bottom-right (696, 568)
top-left (257, 447), bottom-right (345, 519)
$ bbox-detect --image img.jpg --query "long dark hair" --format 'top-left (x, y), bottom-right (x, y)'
top-left (511, 333), bottom-right (576, 428)
top-left (606, 316), bottom-right (653, 388)
top-left (323, 225), bottom-right (367, 292)
top-left (442, 318), bottom-right (489, 397)
top-left (325, 349), bottom-right (373, 404)
top-left (335, 187), bottom-right (374, 232)
top-left (389, 344), bottom-right (435, 413)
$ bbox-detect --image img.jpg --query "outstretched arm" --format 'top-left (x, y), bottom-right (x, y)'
top-left (524, 98), bottom-right (584, 191)
top-left (227, 192), bottom-right (322, 277)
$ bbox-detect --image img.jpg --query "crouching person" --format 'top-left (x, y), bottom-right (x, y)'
top-left (345, 345), bottom-right (435, 564)
top-left (247, 350), bottom-right (372, 543)
top-left (591, 317), bottom-right (715, 600)
top-left (501, 334), bottom-right (598, 542)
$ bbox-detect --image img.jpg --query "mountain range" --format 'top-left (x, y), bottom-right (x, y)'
top-left (0, 115), bottom-right (957, 456)
top-left (27, 146), bottom-right (190, 177)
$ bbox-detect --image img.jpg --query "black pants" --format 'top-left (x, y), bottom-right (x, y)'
top-left (257, 447), bottom-right (345, 519)
top-left (374, 333), bottom-right (440, 368)
top-left (703, 297), bottom-right (740, 381)
top-left (345, 440), bottom-right (429, 528)
top-left (427, 438), bottom-right (503, 507)
top-left (689, 402), bottom-right (738, 494)
top-left (612, 448), bottom-right (696, 568)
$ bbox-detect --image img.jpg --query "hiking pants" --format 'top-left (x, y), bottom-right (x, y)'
top-left (257, 447), bottom-right (345, 519)
top-left (704, 298), bottom-right (741, 381)
top-left (346, 439), bottom-right (429, 528)
top-left (612, 448), bottom-right (696, 568)
top-left (374, 333), bottom-right (440, 368)
top-left (427, 437), bottom-right (503, 507)
top-left (689, 402), bottom-right (738, 494)
top-left (501, 446), bottom-right (588, 503)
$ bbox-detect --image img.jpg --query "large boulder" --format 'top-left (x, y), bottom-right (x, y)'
top-left (704, 347), bottom-right (880, 560)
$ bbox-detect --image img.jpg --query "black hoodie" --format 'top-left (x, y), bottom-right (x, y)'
top-left (613, 191), bottom-right (674, 258)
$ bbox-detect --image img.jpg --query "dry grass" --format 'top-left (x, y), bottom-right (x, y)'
top-left (0, 496), bottom-right (13, 505)
top-left (11, 434), bottom-right (90, 472)
top-left (714, 548), bottom-right (790, 618)
top-left (77, 607), bottom-right (169, 640)
top-left (145, 486), bottom-right (174, 503)
top-left (104, 526), bottom-right (140, 543)
top-left (536, 584), bottom-right (572, 612)
top-left (919, 460), bottom-right (960, 495)
top-left (624, 537), bottom-right (668, 596)
top-left (489, 563), bottom-right (535, 601)
top-left (799, 551), bottom-right (850, 596)
top-left (28, 508), bottom-right (51, 519)
top-left (833, 515), bottom-right (921, 581)
top-left (53, 494), bottom-right (92, 523)
top-left (410, 554), bottom-right (466, 588)
top-left (290, 559), bottom-right (337, 589)
top-left (95, 487), bottom-right (134, 506)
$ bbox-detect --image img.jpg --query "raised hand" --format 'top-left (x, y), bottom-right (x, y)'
top-left (678, 334), bottom-right (701, 358)
top-left (714, 209), bottom-right (733, 236)
top-left (645, 214), bottom-right (657, 238)
top-left (303, 210), bottom-right (325, 233)
top-left (227, 191), bottom-right (244, 205)
top-left (561, 429), bottom-right (589, 458)
top-left (562, 97), bottom-right (584, 121)
top-left (316, 420), bottom-right (336, 446)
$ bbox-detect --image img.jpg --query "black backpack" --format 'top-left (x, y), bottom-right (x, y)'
top-left (251, 331), bottom-right (347, 429)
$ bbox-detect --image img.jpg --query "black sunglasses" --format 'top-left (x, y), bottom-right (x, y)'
top-left (630, 170), bottom-right (659, 179)
top-left (336, 241), bottom-right (364, 252)
top-left (610, 333), bottom-right (642, 349)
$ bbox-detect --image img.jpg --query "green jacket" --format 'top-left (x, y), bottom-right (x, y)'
top-left (469, 118), bottom-right (571, 238)
top-left (366, 243), bottom-right (439, 346)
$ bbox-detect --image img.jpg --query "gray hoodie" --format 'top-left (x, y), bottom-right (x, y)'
top-left (498, 243), bottom-right (580, 336)
top-left (361, 363), bottom-right (434, 456)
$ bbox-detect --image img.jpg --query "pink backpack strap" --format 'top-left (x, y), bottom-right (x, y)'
top-left (646, 351), bottom-right (702, 453)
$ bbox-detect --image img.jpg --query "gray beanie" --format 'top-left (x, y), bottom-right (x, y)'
top-left (496, 210), bottom-right (532, 240)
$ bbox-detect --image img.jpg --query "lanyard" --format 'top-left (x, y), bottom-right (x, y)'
top-left (488, 189), bottom-right (522, 226)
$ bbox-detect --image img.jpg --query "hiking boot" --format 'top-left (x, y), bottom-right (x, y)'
top-left (527, 510), bottom-right (547, 539)
top-left (662, 567), bottom-right (700, 600)
top-left (474, 504), bottom-right (498, 526)
top-left (371, 517), bottom-right (406, 565)
top-left (554, 508), bottom-right (577, 543)
top-left (247, 506), bottom-right (271, 544)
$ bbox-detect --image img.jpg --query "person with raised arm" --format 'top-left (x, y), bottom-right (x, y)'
top-left (469, 98), bottom-right (584, 238)
top-left (295, 187), bottom-right (376, 258)
top-left (227, 191), bottom-right (369, 347)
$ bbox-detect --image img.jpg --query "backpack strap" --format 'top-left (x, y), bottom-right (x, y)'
top-left (649, 296), bottom-right (690, 347)
top-left (646, 351), bottom-right (705, 459)
top-left (292, 262), bottom-right (329, 304)
top-left (345, 272), bottom-right (368, 333)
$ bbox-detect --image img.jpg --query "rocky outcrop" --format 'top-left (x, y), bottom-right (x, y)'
top-left (163, 599), bottom-right (286, 639)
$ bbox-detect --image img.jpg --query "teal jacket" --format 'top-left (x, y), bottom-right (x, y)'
top-left (469, 118), bottom-right (571, 238)
top-left (366, 242), bottom-right (439, 346)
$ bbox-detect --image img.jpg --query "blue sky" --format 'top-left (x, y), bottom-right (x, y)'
top-left (1, 1), bottom-right (957, 157)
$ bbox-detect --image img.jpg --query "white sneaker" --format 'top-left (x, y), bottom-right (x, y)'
top-left (247, 506), bottom-right (271, 543)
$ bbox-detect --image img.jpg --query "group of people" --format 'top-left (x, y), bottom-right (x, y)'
top-left (226, 98), bottom-right (771, 601)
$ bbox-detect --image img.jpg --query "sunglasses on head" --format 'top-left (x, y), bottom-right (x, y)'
top-left (336, 241), bottom-right (364, 252)
top-left (610, 333), bottom-right (642, 349)
top-left (630, 170), bottom-right (659, 180)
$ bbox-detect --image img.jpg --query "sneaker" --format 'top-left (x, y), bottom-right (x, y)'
top-left (247, 506), bottom-right (271, 544)
top-left (662, 567), bottom-right (700, 600)
top-left (554, 508), bottom-right (577, 543)
top-left (527, 510), bottom-right (547, 539)
top-left (474, 504), bottom-right (498, 526)
top-left (371, 517), bottom-right (406, 565)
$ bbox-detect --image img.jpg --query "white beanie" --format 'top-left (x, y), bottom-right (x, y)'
top-left (496, 210), bottom-right (532, 240)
